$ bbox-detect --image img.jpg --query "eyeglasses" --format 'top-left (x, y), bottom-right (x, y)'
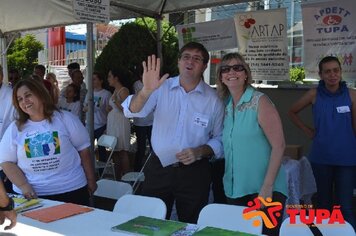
top-left (180, 54), bottom-right (204, 63)
top-left (220, 64), bottom-right (245, 74)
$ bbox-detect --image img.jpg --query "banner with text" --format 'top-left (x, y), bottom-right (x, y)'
top-left (234, 9), bottom-right (289, 81)
top-left (73, 0), bottom-right (110, 24)
top-left (176, 19), bottom-right (237, 51)
top-left (302, 0), bottom-right (356, 80)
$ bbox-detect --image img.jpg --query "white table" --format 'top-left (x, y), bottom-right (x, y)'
top-left (1, 199), bottom-right (137, 236)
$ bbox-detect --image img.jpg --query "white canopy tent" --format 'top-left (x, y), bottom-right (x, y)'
top-left (0, 0), bottom-right (250, 165)
top-left (0, 0), bottom-right (250, 34)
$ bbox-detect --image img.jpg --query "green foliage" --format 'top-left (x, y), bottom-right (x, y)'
top-left (7, 34), bottom-right (44, 77)
top-left (289, 67), bottom-right (305, 82)
top-left (95, 18), bottom-right (179, 91)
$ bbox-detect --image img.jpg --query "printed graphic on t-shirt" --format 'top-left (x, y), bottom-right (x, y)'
top-left (24, 131), bottom-right (60, 158)
top-left (94, 96), bottom-right (102, 107)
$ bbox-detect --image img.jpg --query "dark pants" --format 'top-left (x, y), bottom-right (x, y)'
top-left (94, 125), bottom-right (107, 162)
top-left (227, 191), bottom-right (286, 236)
top-left (134, 125), bottom-right (152, 171)
top-left (211, 158), bottom-right (226, 204)
top-left (142, 154), bottom-right (211, 224)
top-left (39, 185), bottom-right (90, 206)
top-left (311, 163), bottom-right (356, 231)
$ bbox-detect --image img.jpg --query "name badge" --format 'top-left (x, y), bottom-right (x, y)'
top-left (336, 106), bottom-right (350, 113)
top-left (193, 113), bottom-right (209, 128)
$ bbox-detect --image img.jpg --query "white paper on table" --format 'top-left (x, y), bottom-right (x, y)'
top-left (155, 146), bottom-right (182, 167)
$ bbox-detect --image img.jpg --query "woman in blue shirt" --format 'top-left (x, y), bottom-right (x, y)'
top-left (288, 56), bottom-right (356, 230)
top-left (216, 53), bottom-right (287, 236)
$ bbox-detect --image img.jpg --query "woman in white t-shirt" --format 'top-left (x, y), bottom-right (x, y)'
top-left (83, 72), bottom-right (111, 162)
top-left (0, 79), bottom-right (97, 206)
top-left (58, 83), bottom-right (81, 119)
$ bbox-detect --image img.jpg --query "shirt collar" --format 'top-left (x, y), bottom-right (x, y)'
top-left (226, 85), bottom-right (255, 108)
top-left (236, 86), bottom-right (254, 106)
top-left (170, 76), bottom-right (205, 94)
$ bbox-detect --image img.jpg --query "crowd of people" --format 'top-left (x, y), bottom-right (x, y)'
top-left (0, 42), bottom-right (354, 235)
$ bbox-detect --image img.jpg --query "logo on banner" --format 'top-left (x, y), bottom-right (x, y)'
top-left (242, 197), bottom-right (346, 229)
top-left (314, 6), bottom-right (351, 33)
top-left (181, 27), bottom-right (196, 44)
top-left (242, 197), bottom-right (283, 229)
top-left (238, 14), bottom-right (284, 40)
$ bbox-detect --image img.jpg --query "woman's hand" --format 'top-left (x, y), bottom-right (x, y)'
top-left (87, 179), bottom-right (97, 196)
top-left (303, 126), bottom-right (315, 139)
top-left (258, 184), bottom-right (273, 202)
top-left (19, 183), bottom-right (37, 199)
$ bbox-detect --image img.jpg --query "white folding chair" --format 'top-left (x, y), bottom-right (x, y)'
top-left (121, 152), bottom-right (152, 193)
top-left (113, 194), bottom-right (167, 219)
top-left (280, 216), bottom-right (356, 236)
top-left (94, 179), bottom-right (133, 200)
top-left (197, 203), bottom-right (262, 235)
top-left (95, 134), bottom-right (117, 180)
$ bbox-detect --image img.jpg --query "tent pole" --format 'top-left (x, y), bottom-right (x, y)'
top-left (0, 35), bottom-right (8, 83)
top-left (156, 18), bottom-right (162, 61)
top-left (86, 23), bottom-right (95, 169)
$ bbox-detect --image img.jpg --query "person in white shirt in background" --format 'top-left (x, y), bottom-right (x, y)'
top-left (60, 63), bottom-right (87, 123)
top-left (132, 65), bottom-right (153, 172)
top-left (83, 72), bottom-right (111, 162)
top-left (58, 83), bottom-right (81, 119)
top-left (0, 65), bottom-right (16, 193)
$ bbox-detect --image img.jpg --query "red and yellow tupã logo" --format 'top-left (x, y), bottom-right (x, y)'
top-left (242, 197), bottom-right (346, 229)
top-left (243, 197), bottom-right (283, 229)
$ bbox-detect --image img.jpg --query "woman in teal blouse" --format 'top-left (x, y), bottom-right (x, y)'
top-left (216, 53), bottom-right (287, 236)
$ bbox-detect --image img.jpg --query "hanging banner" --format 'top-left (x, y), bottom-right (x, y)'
top-left (234, 9), bottom-right (289, 81)
top-left (73, 0), bottom-right (110, 24)
top-left (176, 18), bottom-right (238, 51)
top-left (302, 0), bottom-right (356, 80)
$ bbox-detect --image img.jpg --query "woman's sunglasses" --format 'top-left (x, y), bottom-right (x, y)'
top-left (220, 64), bottom-right (245, 74)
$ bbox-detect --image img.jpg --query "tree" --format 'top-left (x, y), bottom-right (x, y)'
top-left (7, 34), bottom-right (44, 77)
top-left (95, 18), bottom-right (179, 91)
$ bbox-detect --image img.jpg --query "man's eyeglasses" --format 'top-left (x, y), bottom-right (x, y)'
top-left (220, 64), bottom-right (245, 74)
top-left (180, 54), bottom-right (204, 63)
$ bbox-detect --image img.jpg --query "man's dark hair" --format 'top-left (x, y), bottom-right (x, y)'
top-left (67, 62), bottom-right (80, 70)
top-left (318, 56), bottom-right (341, 73)
top-left (34, 64), bottom-right (46, 74)
top-left (178, 42), bottom-right (209, 64)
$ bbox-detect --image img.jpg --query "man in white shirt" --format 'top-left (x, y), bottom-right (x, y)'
top-left (0, 65), bottom-right (16, 192)
top-left (122, 42), bottom-right (224, 223)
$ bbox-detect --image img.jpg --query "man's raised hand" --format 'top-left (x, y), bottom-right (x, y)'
top-left (141, 55), bottom-right (169, 95)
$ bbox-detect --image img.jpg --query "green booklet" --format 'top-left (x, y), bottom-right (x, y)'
top-left (13, 197), bottom-right (43, 213)
top-left (193, 226), bottom-right (257, 236)
top-left (111, 216), bottom-right (187, 236)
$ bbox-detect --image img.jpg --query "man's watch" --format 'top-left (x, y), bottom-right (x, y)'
top-left (0, 198), bottom-right (14, 211)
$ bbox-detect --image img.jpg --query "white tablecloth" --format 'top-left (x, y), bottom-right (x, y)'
top-left (1, 199), bottom-right (136, 236)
